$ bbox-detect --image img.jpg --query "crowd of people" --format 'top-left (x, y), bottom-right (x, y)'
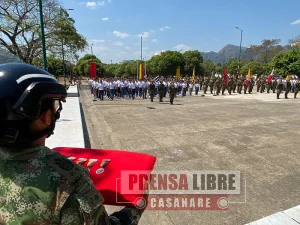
top-left (87, 75), bottom-right (300, 104)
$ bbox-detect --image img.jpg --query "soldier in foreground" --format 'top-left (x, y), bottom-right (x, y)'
top-left (158, 80), bottom-right (165, 102)
top-left (169, 81), bottom-right (177, 104)
top-left (277, 78), bottom-right (284, 99)
top-left (294, 79), bottom-right (300, 98)
top-left (0, 63), bottom-right (146, 225)
top-left (149, 80), bottom-right (155, 102)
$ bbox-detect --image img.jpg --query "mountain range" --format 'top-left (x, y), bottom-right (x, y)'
top-left (200, 44), bottom-right (292, 64)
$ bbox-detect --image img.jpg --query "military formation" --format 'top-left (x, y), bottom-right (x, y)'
top-left (87, 75), bottom-right (300, 106)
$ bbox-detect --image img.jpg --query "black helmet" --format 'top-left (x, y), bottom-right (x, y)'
top-left (0, 63), bottom-right (67, 148)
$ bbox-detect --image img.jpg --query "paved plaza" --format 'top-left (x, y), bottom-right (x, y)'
top-left (79, 84), bottom-right (300, 225)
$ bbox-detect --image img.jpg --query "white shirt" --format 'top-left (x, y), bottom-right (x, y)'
top-left (98, 83), bottom-right (104, 90)
top-left (142, 81), bottom-right (148, 88)
top-left (131, 82), bottom-right (136, 89)
top-left (189, 83), bottom-right (193, 89)
top-left (109, 82), bottom-right (115, 89)
top-left (195, 83), bottom-right (200, 88)
top-left (182, 83), bottom-right (187, 88)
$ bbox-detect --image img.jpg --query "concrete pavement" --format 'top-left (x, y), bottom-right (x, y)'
top-left (79, 85), bottom-right (300, 225)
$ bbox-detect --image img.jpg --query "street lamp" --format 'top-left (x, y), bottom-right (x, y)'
top-left (38, 0), bottom-right (47, 71)
top-left (61, 8), bottom-right (74, 87)
top-left (91, 43), bottom-right (94, 56)
top-left (236, 27), bottom-right (243, 74)
top-left (141, 33), bottom-right (144, 61)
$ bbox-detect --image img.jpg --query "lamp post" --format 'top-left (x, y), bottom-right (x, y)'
top-left (91, 43), bottom-right (94, 56)
top-left (38, 0), bottom-right (47, 71)
top-left (61, 8), bottom-right (74, 87)
top-left (236, 27), bottom-right (243, 74)
top-left (144, 57), bottom-right (147, 77)
top-left (140, 33), bottom-right (144, 61)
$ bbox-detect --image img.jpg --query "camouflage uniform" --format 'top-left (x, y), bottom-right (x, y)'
top-left (237, 78), bottom-right (243, 94)
top-left (158, 82), bottom-right (165, 102)
top-left (221, 78), bottom-right (227, 95)
top-left (0, 146), bottom-right (143, 225)
top-left (168, 82), bottom-right (177, 105)
top-left (227, 78), bottom-right (233, 95)
top-left (209, 77), bottom-right (214, 94)
top-left (256, 78), bottom-right (261, 93)
top-left (285, 80), bottom-right (291, 99)
top-left (266, 80), bottom-right (272, 93)
top-left (294, 79), bottom-right (300, 98)
top-left (249, 78), bottom-right (254, 94)
top-left (260, 78), bottom-right (266, 93)
top-left (232, 77), bottom-right (237, 93)
top-left (203, 77), bottom-right (209, 94)
top-left (272, 79), bottom-right (277, 93)
top-left (277, 79), bottom-right (284, 99)
top-left (149, 82), bottom-right (155, 102)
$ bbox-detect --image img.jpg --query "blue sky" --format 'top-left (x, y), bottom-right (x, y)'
top-left (62, 0), bottom-right (300, 64)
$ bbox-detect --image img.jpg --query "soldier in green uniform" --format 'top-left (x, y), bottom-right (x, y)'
top-left (0, 63), bottom-right (145, 225)
top-left (158, 80), bottom-right (165, 102)
top-left (272, 78), bottom-right (277, 93)
top-left (277, 78), bottom-right (284, 99)
top-left (232, 77), bottom-right (237, 93)
top-left (260, 77), bottom-right (266, 93)
top-left (294, 79), bottom-right (300, 98)
top-left (266, 79), bottom-right (272, 93)
top-left (149, 80), bottom-right (155, 102)
top-left (168, 81), bottom-right (177, 105)
top-left (243, 77), bottom-right (248, 94)
top-left (209, 77), bottom-right (214, 94)
top-left (221, 77), bottom-right (227, 95)
top-left (285, 78), bottom-right (291, 99)
top-left (249, 77), bottom-right (254, 94)
top-left (256, 77), bottom-right (261, 93)
top-left (237, 77), bottom-right (243, 94)
top-left (203, 77), bottom-right (209, 94)
top-left (227, 77), bottom-right (233, 95)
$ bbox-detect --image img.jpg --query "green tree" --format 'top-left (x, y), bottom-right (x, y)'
top-left (0, 0), bottom-right (87, 64)
top-left (272, 48), bottom-right (300, 75)
top-left (249, 39), bottom-right (283, 64)
top-left (182, 50), bottom-right (204, 76)
top-left (227, 58), bottom-right (239, 74)
top-left (240, 60), bottom-right (263, 75)
top-left (75, 54), bottom-right (104, 77)
top-left (203, 60), bottom-right (216, 76)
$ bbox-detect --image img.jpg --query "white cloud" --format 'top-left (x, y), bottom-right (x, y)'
top-left (113, 30), bottom-right (130, 38)
top-left (124, 46), bottom-right (131, 50)
top-left (291, 19), bottom-right (300, 25)
top-left (174, 44), bottom-right (191, 52)
top-left (138, 31), bottom-right (150, 38)
top-left (150, 30), bottom-right (156, 33)
top-left (113, 41), bottom-right (124, 46)
top-left (85, 1), bottom-right (97, 8)
top-left (84, 1), bottom-right (105, 8)
top-left (92, 39), bottom-right (105, 43)
top-left (154, 50), bottom-right (166, 56)
top-left (152, 39), bottom-right (158, 43)
top-left (102, 17), bottom-right (109, 21)
top-left (160, 25), bottom-right (171, 31)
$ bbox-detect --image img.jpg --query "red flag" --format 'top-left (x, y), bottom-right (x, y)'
top-left (267, 75), bottom-right (272, 83)
top-left (223, 67), bottom-right (228, 84)
top-left (90, 62), bottom-right (96, 78)
top-left (53, 147), bottom-right (156, 207)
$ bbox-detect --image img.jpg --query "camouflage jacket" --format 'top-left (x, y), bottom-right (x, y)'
top-left (0, 146), bottom-right (144, 225)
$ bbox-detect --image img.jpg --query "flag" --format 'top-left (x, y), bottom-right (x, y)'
top-left (192, 67), bottom-right (195, 81)
top-left (245, 80), bottom-right (250, 88)
top-left (286, 74), bottom-right (290, 82)
top-left (267, 68), bottom-right (274, 83)
top-left (247, 68), bottom-right (251, 79)
top-left (154, 76), bottom-right (160, 82)
top-left (223, 67), bottom-right (228, 84)
top-left (176, 66), bottom-right (181, 79)
top-left (90, 62), bottom-right (96, 78)
top-left (139, 64), bottom-right (144, 80)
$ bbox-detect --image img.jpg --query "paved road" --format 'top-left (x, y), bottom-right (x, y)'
top-left (79, 85), bottom-right (300, 225)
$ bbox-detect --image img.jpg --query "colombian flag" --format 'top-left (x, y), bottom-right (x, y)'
top-left (247, 68), bottom-right (251, 79)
